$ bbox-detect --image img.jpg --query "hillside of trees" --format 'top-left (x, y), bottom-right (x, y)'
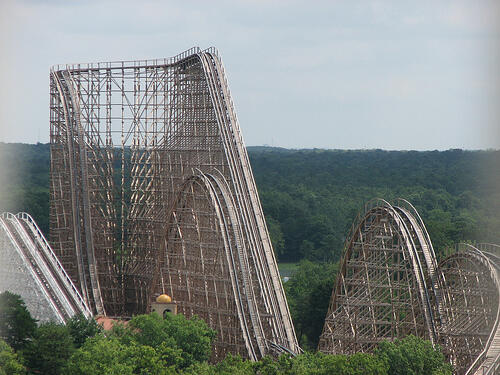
top-left (1, 143), bottom-right (498, 263)
top-left (249, 146), bottom-right (500, 262)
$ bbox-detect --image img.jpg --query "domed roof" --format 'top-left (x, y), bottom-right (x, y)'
top-left (156, 294), bottom-right (172, 303)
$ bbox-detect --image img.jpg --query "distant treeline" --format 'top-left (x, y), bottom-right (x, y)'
top-left (1, 143), bottom-right (499, 262)
top-left (249, 146), bottom-right (500, 262)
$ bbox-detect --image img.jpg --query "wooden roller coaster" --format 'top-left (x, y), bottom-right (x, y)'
top-left (48, 47), bottom-right (298, 360)
top-left (319, 199), bottom-right (500, 375)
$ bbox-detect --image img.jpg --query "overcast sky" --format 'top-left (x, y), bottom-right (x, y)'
top-left (0, 0), bottom-right (499, 150)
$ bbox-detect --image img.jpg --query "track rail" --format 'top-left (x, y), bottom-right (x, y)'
top-left (0, 212), bottom-right (92, 321)
top-left (393, 199), bottom-right (445, 324)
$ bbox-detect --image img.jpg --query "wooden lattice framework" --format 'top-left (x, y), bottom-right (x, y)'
top-left (48, 47), bottom-right (298, 360)
top-left (439, 244), bottom-right (500, 375)
top-left (318, 199), bottom-right (442, 354)
top-left (318, 198), bottom-right (500, 374)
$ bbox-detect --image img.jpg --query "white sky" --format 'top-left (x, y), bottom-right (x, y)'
top-left (0, 0), bottom-right (499, 150)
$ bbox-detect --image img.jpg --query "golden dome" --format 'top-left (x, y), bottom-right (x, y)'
top-left (156, 294), bottom-right (172, 303)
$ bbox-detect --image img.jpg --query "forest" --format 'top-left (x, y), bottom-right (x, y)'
top-left (249, 146), bottom-right (500, 262)
top-left (1, 143), bottom-right (498, 262)
top-left (0, 142), bottom-right (499, 348)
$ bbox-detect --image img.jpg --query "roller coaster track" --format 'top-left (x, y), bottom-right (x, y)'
top-left (393, 198), bottom-right (445, 324)
top-left (440, 244), bottom-right (500, 375)
top-left (48, 47), bottom-right (298, 360)
top-left (0, 212), bottom-right (91, 322)
top-left (319, 199), bottom-right (500, 374)
top-left (318, 199), bottom-right (441, 353)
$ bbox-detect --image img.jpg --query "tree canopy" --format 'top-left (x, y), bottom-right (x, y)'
top-left (0, 292), bottom-right (454, 374)
top-left (23, 322), bottom-right (75, 375)
top-left (283, 260), bottom-right (337, 349)
top-left (0, 291), bottom-right (37, 351)
top-left (0, 339), bottom-right (26, 375)
top-left (249, 147), bottom-right (500, 262)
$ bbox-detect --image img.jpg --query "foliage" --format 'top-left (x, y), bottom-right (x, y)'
top-left (287, 351), bottom-right (388, 375)
top-left (267, 217), bottom-right (285, 256)
top-left (22, 322), bottom-right (75, 375)
top-left (0, 339), bottom-right (26, 375)
top-left (65, 313), bottom-right (102, 348)
top-left (1, 144), bottom-right (496, 375)
top-left (0, 293), bottom-right (453, 374)
top-left (112, 312), bottom-right (215, 368)
top-left (375, 335), bottom-right (453, 375)
top-left (284, 260), bottom-right (337, 349)
top-left (183, 352), bottom-right (387, 375)
top-left (67, 312), bottom-right (215, 373)
top-left (249, 147), bottom-right (500, 262)
top-left (32, 334), bottom-right (455, 375)
top-left (0, 292), bottom-right (37, 351)
top-left (278, 262), bottom-right (299, 278)
top-left (65, 335), bottom-right (177, 375)
top-left (183, 337), bottom-right (449, 375)
top-left (207, 354), bottom-right (255, 375)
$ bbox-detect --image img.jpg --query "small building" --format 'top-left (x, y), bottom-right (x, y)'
top-left (151, 294), bottom-right (177, 318)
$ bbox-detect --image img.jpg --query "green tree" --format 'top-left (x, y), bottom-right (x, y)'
top-left (3, 143), bottom-right (498, 263)
top-left (0, 339), bottom-right (26, 375)
top-left (67, 312), bottom-right (215, 374)
top-left (266, 217), bottom-right (285, 256)
top-left (116, 312), bottom-right (215, 369)
top-left (283, 261), bottom-right (337, 349)
top-left (65, 335), bottom-right (177, 375)
top-left (65, 313), bottom-right (102, 348)
top-left (375, 335), bottom-right (452, 375)
top-left (0, 292), bottom-right (37, 351)
top-left (299, 240), bottom-right (315, 260)
top-left (288, 351), bottom-right (387, 375)
top-left (212, 354), bottom-right (255, 375)
top-left (23, 322), bottom-right (75, 375)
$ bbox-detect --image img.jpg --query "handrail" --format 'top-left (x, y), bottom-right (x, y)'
top-left (51, 46), bottom-right (203, 73)
top-left (199, 53), bottom-right (268, 357)
top-left (483, 351), bottom-right (500, 375)
top-left (394, 205), bottom-right (445, 328)
top-left (388, 206), bottom-right (438, 344)
top-left (62, 70), bottom-right (105, 316)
